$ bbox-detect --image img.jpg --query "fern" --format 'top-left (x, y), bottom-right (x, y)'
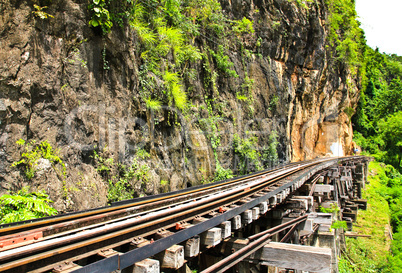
top-left (145, 97), bottom-right (162, 111)
top-left (171, 83), bottom-right (187, 110)
top-left (0, 187), bottom-right (57, 224)
top-left (131, 21), bottom-right (157, 47)
top-left (163, 71), bottom-right (180, 85)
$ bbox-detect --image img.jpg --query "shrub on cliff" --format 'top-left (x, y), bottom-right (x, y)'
top-left (0, 187), bottom-right (57, 224)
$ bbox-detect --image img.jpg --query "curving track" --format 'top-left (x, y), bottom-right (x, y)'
top-left (0, 156), bottom-right (368, 273)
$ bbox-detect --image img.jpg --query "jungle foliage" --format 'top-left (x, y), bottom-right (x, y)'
top-left (322, 0), bottom-right (402, 271)
top-left (348, 29), bottom-right (402, 273)
top-left (0, 187), bottom-right (58, 224)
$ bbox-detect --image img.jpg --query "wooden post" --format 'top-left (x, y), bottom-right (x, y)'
top-left (155, 245), bottom-right (184, 269)
top-left (184, 235), bottom-right (200, 258)
top-left (176, 223), bottom-right (200, 258)
top-left (254, 242), bottom-right (332, 273)
top-left (252, 207), bottom-right (260, 220)
top-left (242, 209), bottom-right (253, 225)
top-left (153, 229), bottom-right (185, 269)
top-left (220, 221), bottom-right (231, 239)
top-left (200, 227), bottom-right (221, 247)
top-left (259, 202), bottom-right (268, 214)
top-left (231, 215), bottom-right (242, 230)
top-left (193, 217), bottom-right (222, 247)
top-left (52, 262), bottom-right (82, 273)
top-left (276, 193), bottom-right (283, 203)
top-left (132, 259), bottom-right (160, 273)
top-left (269, 196), bottom-right (277, 206)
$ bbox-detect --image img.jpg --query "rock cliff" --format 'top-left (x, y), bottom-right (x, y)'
top-left (0, 0), bottom-right (360, 211)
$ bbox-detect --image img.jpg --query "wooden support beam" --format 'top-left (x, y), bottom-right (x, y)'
top-left (353, 199), bottom-right (367, 210)
top-left (253, 242), bottom-right (332, 273)
top-left (193, 217), bottom-right (222, 247)
top-left (231, 215), bottom-right (242, 230)
top-left (183, 235), bottom-right (200, 258)
top-left (132, 259), bottom-right (160, 273)
top-left (175, 222), bottom-right (200, 258)
top-left (259, 202), bottom-right (268, 214)
top-left (222, 238), bottom-right (331, 273)
top-left (273, 209), bottom-right (289, 219)
top-left (276, 193), bottom-right (283, 203)
top-left (314, 185), bottom-right (334, 193)
top-left (200, 227), bottom-right (222, 247)
top-left (219, 221), bottom-right (231, 239)
top-left (252, 207), bottom-right (260, 220)
top-left (345, 232), bottom-right (371, 238)
top-left (292, 196), bottom-right (314, 210)
top-left (155, 245), bottom-right (184, 269)
top-left (219, 237), bottom-right (250, 256)
top-left (343, 211), bottom-right (357, 222)
top-left (309, 213), bottom-right (333, 225)
top-left (286, 199), bottom-right (308, 210)
top-left (269, 196), bottom-right (277, 206)
top-left (242, 210), bottom-right (253, 225)
top-left (52, 262), bottom-right (82, 273)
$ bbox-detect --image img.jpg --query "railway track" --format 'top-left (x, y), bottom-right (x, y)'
top-left (0, 156), bottom-right (367, 273)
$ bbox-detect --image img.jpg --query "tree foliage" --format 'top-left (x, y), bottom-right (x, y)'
top-left (326, 0), bottom-right (367, 79)
top-left (352, 44), bottom-right (402, 273)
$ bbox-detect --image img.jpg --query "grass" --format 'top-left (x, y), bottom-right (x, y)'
top-left (340, 161), bottom-right (392, 272)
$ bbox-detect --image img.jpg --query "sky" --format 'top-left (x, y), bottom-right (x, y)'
top-left (355, 0), bottom-right (402, 56)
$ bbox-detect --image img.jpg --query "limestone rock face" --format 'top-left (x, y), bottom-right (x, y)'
top-left (0, 0), bottom-right (359, 210)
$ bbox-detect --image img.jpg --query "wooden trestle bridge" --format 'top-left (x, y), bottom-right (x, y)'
top-left (0, 156), bottom-right (370, 273)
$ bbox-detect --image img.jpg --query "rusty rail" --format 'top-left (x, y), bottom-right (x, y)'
top-left (0, 156), bottom-right (369, 273)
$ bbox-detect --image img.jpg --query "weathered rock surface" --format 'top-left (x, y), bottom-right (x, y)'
top-left (0, 0), bottom-right (359, 211)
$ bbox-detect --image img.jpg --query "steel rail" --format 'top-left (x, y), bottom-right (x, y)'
top-left (0, 161), bottom-right (323, 272)
top-left (0, 156), bottom-right (368, 272)
top-left (64, 157), bottom-right (365, 272)
top-left (0, 163), bottom-right (304, 262)
top-left (0, 160), bottom-right (315, 235)
top-left (0, 160), bottom-right (314, 252)
top-left (0, 168), bottom-right (274, 250)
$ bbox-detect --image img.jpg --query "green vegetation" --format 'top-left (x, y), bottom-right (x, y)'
top-left (12, 139), bottom-right (68, 198)
top-left (353, 47), bottom-right (402, 169)
top-left (339, 162), bottom-right (393, 272)
top-left (199, 100), bottom-right (233, 182)
top-left (88, 0), bottom-right (112, 34)
top-left (209, 45), bottom-right (238, 78)
top-left (261, 132), bottom-right (279, 168)
top-left (12, 139), bottom-right (65, 180)
top-left (322, 0), bottom-right (402, 269)
top-left (320, 203), bottom-right (340, 214)
top-left (288, 0), bottom-right (313, 10)
top-left (348, 35), bottom-right (402, 273)
top-left (32, 4), bottom-right (54, 19)
top-left (326, 0), bottom-right (366, 79)
top-left (233, 133), bottom-right (262, 175)
top-left (0, 187), bottom-right (57, 224)
top-left (93, 147), bottom-right (151, 203)
top-left (232, 17), bottom-right (254, 35)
